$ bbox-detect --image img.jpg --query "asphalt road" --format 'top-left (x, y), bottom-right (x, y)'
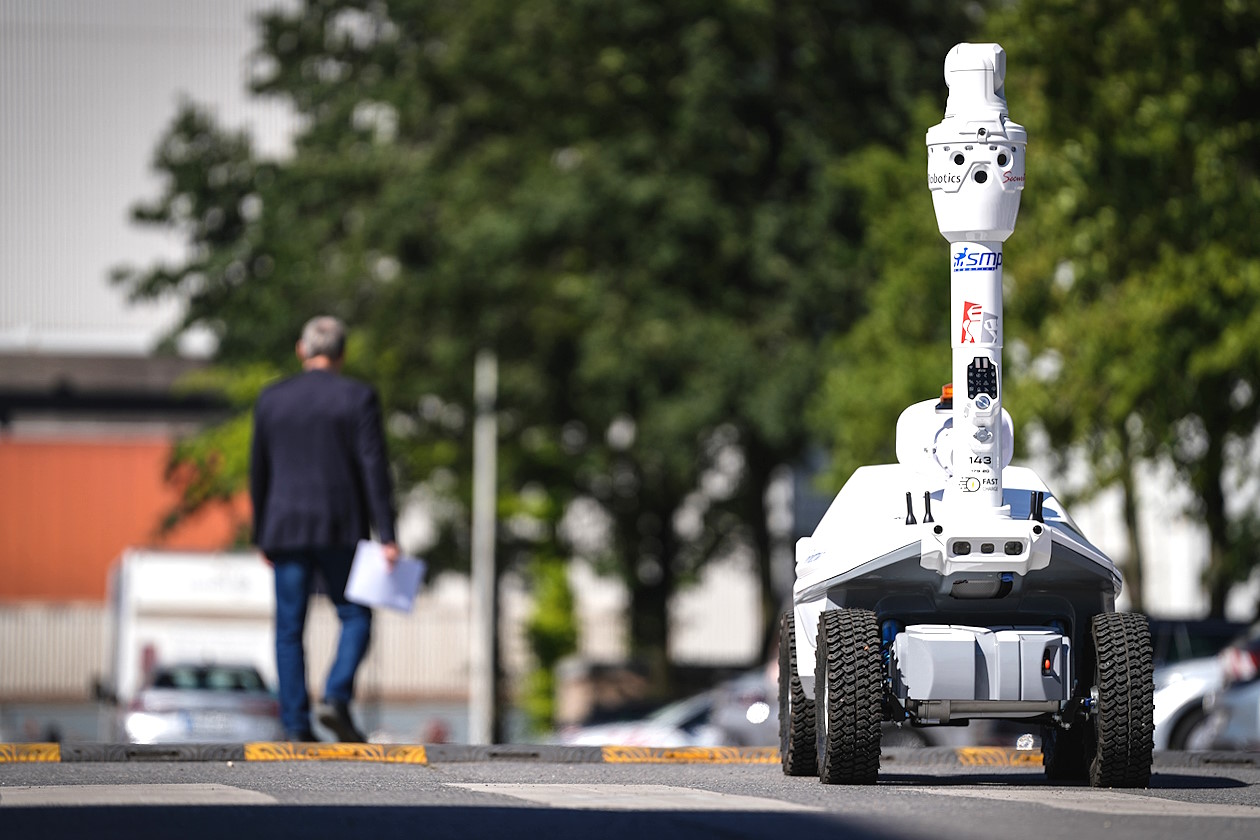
top-left (3, 749), bottom-right (1259, 840)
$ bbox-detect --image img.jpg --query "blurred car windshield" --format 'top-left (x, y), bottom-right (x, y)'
top-left (1148, 619), bottom-right (1249, 666)
top-left (643, 691), bottom-right (714, 730)
top-left (149, 665), bottom-right (267, 692)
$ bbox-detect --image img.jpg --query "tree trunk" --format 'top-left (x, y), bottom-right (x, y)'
top-left (1118, 445), bottom-right (1145, 613)
top-left (1196, 430), bottom-right (1231, 618)
top-left (625, 502), bottom-right (677, 697)
top-left (629, 573), bottom-right (672, 694)
top-left (1206, 540), bottom-right (1231, 617)
top-left (742, 441), bottom-right (779, 664)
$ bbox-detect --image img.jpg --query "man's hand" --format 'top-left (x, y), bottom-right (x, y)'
top-left (382, 541), bottom-right (400, 569)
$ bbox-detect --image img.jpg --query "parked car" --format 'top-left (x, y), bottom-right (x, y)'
top-left (709, 667), bottom-right (778, 747)
top-left (1202, 678), bottom-right (1260, 751)
top-left (1200, 622), bottom-right (1260, 751)
top-left (119, 663), bottom-right (284, 744)
top-left (553, 685), bottom-right (728, 747)
top-left (1146, 618), bottom-right (1250, 750)
top-left (1148, 618), bottom-right (1249, 668)
top-left (554, 665), bottom-right (982, 748)
top-left (1219, 622), bottom-right (1260, 685)
top-left (1153, 655), bottom-right (1225, 750)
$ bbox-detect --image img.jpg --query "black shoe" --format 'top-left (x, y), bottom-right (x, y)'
top-left (285, 730), bottom-right (320, 742)
top-left (316, 701), bottom-right (366, 742)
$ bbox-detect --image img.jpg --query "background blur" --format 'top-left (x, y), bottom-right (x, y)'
top-left (3, 0), bottom-right (1259, 745)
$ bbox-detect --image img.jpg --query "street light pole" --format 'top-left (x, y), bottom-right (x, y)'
top-left (469, 349), bottom-right (498, 744)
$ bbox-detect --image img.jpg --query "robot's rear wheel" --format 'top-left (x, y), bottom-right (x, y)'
top-left (815, 608), bottom-right (882, 785)
top-left (1042, 612), bottom-right (1154, 787)
top-left (779, 611), bottom-right (817, 776)
top-left (1088, 612), bottom-right (1154, 787)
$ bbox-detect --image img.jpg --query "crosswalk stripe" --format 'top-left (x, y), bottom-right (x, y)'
top-left (0, 784), bottom-right (277, 807)
top-left (447, 783), bottom-right (820, 812)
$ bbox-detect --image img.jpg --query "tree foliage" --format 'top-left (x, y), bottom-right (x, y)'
top-left (991, 0), bottom-right (1260, 614)
top-left (118, 0), bottom-right (987, 693)
top-left (809, 0), bottom-right (1260, 616)
top-left (808, 99), bottom-right (954, 486)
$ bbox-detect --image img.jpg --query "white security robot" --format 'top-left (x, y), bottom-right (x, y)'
top-left (780, 44), bottom-right (1154, 787)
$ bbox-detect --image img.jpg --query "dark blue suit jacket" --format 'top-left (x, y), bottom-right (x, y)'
top-left (250, 369), bottom-right (396, 553)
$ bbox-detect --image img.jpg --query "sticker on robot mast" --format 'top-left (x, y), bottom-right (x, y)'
top-left (960, 475), bottom-right (999, 493)
top-left (960, 301), bottom-right (999, 345)
top-left (952, 246), bottom-right (1002, 273)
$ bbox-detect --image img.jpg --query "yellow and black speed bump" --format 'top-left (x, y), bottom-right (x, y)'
top-left (0, 741), bottom-right (1044, 765)
top-left (602, 746), bottom-right (780, 764)
top-left (879, 746), bottom-right (1043, 767)
top-left (0, 743), bottom-right (60, 762)
top-left (422, 744), bottom-right (604, 764)
top-left (244, 742), bottom-right (428, 763)
top-left (11, 743), bottom-right (1239, 768)
top-left (955, 747), bottom-right (1044, 767)
top-left (58, 743), bottom-right (247, 762)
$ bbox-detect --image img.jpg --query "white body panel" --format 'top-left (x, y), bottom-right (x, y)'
top-left (792, 462), bottom-right (1120, 698)
top-left (891, 625), bottom-right (1069, 703)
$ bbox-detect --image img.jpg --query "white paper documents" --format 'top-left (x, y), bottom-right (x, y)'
top-left (345, 540), bottom-right (426, 613)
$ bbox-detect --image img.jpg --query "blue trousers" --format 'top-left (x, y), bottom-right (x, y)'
top-left (271, 547), bottom-right (372, 736)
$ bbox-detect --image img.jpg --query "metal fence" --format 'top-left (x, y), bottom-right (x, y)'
top-left (0, 592), bottom-right (629, 702)
top-left (0, 603), bottom-right (107, 699)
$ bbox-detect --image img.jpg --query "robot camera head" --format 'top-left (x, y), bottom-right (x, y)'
top-left (926, 43), bottom-right (1027, 243)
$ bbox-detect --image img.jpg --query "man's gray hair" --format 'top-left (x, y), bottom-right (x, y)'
top-left (299, 316), bottom-right (347, 360)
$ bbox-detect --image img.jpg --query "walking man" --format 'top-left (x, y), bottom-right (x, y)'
top-left (250, 316), bottom-right (398, 742)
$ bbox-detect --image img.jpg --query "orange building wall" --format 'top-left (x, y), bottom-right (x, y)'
top-left (0, 438), bottom-right (249, 602)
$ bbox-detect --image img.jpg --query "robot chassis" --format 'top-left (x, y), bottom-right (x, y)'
top-left (780, 44), bottom-right (1154, 787)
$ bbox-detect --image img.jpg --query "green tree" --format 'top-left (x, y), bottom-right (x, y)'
top-left (117, 0), bottom-right (987, 697)
top-left (991, 0), bottom-right (1260, 615)
top-left (809, 1), bottom-right (1260, 617)
top-left (808, 101), bottom-right (955, 486)
top-left (521, 552), bottom-right (579, 732)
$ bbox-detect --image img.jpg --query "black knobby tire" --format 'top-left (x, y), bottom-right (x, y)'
top-left (1089, 612), bottom-right (1155, 788)
top-left (779, 611), bottom-right (817, 776)
top-left (815, 608), bottom-right (882, 785)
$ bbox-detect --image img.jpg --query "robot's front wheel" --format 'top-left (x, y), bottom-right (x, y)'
top-left (815, 608), bottom-right (882, 785)
top-left (779, 611), bottom-right (817, 776)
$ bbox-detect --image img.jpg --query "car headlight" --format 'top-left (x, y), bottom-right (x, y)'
top-left (124, 712), bottom-right (168, 744)
top-left (745, 702), bottom-right (771, 725)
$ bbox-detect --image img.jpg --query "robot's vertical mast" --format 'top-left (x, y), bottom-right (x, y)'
top-left (927, 44), bottom-right (1027, 512)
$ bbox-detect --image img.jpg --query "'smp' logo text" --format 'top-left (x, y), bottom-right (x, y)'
top-left (953, 247), bottom-right (1002, 272)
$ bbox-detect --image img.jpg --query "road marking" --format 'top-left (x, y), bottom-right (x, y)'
top-left (0, 783), bottom-right (277, 807)
top-left (911, 786), bottom-right (1260, 819)
top-left (447, 783), bottom-right (820, 812)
